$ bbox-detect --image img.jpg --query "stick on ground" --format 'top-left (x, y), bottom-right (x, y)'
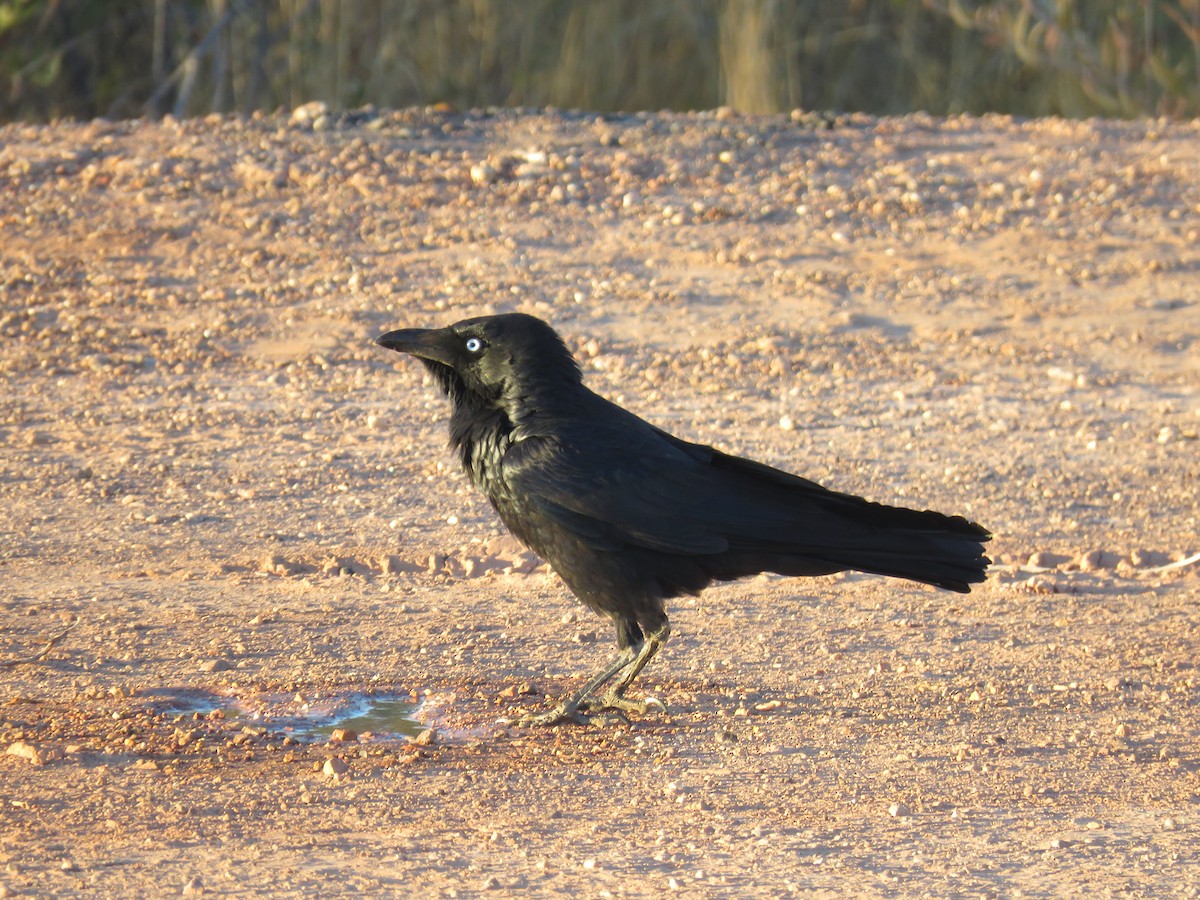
top-left (0, 618), bottom-right (79, 669)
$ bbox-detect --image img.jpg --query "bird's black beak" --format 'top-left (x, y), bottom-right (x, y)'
top-left (375, 327), bottom-right (457, 367)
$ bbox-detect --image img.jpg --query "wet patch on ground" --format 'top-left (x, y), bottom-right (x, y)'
top-left (143, 687), bottom-right (425, 741)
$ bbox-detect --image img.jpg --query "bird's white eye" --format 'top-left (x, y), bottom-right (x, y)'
top-left (464, 337), bottom-right (484, 354)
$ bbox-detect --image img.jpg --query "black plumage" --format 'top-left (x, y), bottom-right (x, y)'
top-left (376, 313), bottom-right (991, 724)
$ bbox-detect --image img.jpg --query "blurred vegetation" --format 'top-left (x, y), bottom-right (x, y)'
top-left (1, 0), bottom-right (1198, 121)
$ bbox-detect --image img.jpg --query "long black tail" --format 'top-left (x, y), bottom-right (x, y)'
top-left (789, 497), bottom-right (991, 592)
top-left (707, 448), bottom-right (992, 593)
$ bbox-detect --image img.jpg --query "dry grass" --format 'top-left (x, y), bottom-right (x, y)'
top-left (1, 1), bottom-right (1197, 120)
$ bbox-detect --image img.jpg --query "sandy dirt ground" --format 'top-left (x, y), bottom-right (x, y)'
top-left (1, 106), bottom-right (1198, 896)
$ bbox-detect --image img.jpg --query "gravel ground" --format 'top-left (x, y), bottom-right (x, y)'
top-left (1, 106), bottom-right (1198, 896)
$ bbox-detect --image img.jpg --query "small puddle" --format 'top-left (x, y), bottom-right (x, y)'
top-left (305, 694), bottom-right (425, 740)
top-left (147, 688), bottom-right (424, 740)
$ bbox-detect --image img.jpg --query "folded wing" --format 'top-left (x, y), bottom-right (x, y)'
top-left (502, 404), bottom-right (991, 593)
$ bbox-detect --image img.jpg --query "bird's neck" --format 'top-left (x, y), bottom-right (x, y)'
top-left (448, 396), bottom-right (513, 490)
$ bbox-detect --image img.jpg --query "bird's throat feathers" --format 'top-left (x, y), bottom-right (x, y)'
top-left (416, 358), bottom-right (502, 476)
top-left (422, 351), bottom-right (582, 489)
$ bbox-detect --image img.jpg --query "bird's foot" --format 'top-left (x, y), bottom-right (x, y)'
top-left (580, 691), bottom-right (667, 718)
top-left (516, 700), bottom-right (590, 727)
top-left (515, 693), bottom-right (667, 727)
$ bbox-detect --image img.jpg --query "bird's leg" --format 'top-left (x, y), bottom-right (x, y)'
top-left (518, 643), bottom-right (640, 726)
top-left (583, 620), bottom-right (671, 716)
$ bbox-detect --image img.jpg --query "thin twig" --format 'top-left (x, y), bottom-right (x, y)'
top-left (0, 618), bottom-right (79, 669)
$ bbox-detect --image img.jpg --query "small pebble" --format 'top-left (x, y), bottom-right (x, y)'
top-left (323, 757), bottom-right (349, 777)
top-left (1129, 548), bottom-right (1166, 568)
top-left (261, 553), bottom-right (297, 576)
top-left (290, 101), bottom-right (328, 124)
top-left (1027, 551), bottom-right (1068, 569)
top-left (1079, 549), bottom-right (1119, 571)
top-left (470, 163), bottom-right (497, 185)
top-left (5, 741), bottom-right (61, 765)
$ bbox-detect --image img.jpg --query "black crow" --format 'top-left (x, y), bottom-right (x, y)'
top-left (376, 313), bottom-right (991, 725)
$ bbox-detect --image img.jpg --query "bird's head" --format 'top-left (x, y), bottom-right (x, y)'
top-left (375, 313), bottom-right (583, 415)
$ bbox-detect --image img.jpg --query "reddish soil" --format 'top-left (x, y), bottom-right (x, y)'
top-left (1, 107), bottom-right (1198, 895)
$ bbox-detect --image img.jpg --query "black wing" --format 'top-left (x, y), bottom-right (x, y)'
top-left (501, 397), bottom-right (989, 591)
